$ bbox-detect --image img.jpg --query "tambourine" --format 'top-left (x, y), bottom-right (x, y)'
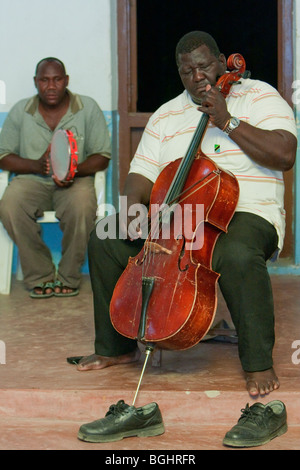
top-left (51, 129), bottom-right (78, 182)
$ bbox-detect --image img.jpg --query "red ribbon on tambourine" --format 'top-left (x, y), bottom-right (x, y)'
top-left (51, 129), bottom-right (78, 182)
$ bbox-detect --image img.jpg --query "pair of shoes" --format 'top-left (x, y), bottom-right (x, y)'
top-left (77, 399), bottom-right (165, 443)
top-left (53, 280), bottom-right (79, 297)
top-left (223, 400), bottom-right (287, 447)
top-left (30, 281), bottom-right (54, 299)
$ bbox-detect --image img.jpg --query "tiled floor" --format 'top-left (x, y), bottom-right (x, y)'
top-left (0, 275), bottom-right (299, 450)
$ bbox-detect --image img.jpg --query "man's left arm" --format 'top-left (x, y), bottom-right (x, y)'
top-left (77, 97), bottom-right (111, 176)
top-left (199, 84), bottom-right (297, 172)
top-left (223, 124), bottom-right (297, 172)
top-left (76, 153), bottom-right (109, 176)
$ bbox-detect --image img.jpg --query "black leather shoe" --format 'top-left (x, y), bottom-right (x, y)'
top-left (78, 400), bottom-right (165, 443)
top-left (223, 400), bottom-right (287, 447)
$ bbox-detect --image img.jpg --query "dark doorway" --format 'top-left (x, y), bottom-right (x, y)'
top-left (136, 0), bottom-right (277, 112)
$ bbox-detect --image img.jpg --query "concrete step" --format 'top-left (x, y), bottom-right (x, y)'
top-left (0, 388), bottom-right (299, 450)
top-left (1, 388), bottom-right (300, 424)
top-left (1, 276), bottom-right (299, 450)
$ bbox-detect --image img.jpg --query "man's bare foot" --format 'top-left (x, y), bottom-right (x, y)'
top-left (76, 348), bottom-right (141, 371)
top-left (245, 367), bottom-right (280, 397)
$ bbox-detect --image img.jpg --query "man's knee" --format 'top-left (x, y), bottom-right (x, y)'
top-left (88, 226), bottom-right (100, 252)
top-left (88, 222), bottom-right (115, 261)
top-left (214, 242), bottom-right (260, 275)
top-left (0, 190), bottom-right (20, 223)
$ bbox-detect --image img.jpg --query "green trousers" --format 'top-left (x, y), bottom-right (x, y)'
top-left (88, 212), bottom-right (278, 372)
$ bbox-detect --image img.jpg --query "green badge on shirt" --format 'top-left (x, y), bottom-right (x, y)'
top-left (214, 144), bottom-right (220, 153)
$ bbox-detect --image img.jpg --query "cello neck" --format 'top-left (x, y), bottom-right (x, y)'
top-left (164, 112), bottom-right (209, 206)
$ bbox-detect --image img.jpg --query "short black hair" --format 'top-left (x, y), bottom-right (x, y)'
top-left (35, 57), bottom-right (66, 76)
top-left (175, 31), bottom-right (221, 66)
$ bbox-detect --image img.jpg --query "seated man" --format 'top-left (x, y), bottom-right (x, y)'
top-left (0, 57), bottom-right (111, 298)
top-left (77, 32), bottom-right (297, 398)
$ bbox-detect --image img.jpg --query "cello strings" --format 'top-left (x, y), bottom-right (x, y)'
top-left (141, 169), bottom-right (220, 277)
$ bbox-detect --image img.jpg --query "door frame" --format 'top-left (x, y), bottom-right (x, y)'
top-left (117, 0), bottom-right (151, 192)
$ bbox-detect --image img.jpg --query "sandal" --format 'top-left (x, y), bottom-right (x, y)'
top-left (30, 281), bottom-right (54, 299)
top-left (53, 279), bottom-right (79, 297)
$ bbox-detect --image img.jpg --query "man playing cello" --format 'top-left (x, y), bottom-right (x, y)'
top-left (77, 31), bottom-right (297, 399)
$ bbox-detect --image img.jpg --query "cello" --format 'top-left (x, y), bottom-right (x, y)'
top-left (110, 54), bottom-right (246, 402)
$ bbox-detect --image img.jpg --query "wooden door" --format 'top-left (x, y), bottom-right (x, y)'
top-left (117, 0), bottom-right (151, 192)
top-left (117, 0), bottom-right (295, 258)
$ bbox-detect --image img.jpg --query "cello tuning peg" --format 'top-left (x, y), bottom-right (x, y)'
top-left (242, 70), bottom-right (251, 79)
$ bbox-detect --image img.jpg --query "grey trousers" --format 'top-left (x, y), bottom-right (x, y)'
top-left (88, 212), bottom-right (279, 372)
top-left (0, 176), bottom-right (97, 289)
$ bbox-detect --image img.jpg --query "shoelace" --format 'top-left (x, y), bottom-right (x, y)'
top-left (239, 404), bottom-right (268, 426)
top-left (105, 400), bottom-right (130, 417)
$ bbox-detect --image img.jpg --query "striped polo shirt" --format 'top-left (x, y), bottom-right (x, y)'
top-left (129, 79), bottom-right (297, 251)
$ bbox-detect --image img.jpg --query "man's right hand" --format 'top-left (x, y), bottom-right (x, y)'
top-left (37, 145), bottom-right (51, 175)
top-left (120, 173), bottom-right (153, 241)
top-left (0, 145), bottom-right (51, 176)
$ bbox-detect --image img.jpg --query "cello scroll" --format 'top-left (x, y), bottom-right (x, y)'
top-left (217, 53), bottom-right (246, 97)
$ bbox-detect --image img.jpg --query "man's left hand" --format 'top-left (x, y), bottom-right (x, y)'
top-left (198, 84), bottom-right (230, 130)
top-left (52, 175), bottom-right (74, 188)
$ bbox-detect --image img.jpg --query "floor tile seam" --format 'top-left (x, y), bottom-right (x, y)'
top-left (2, 417), bottom-right (299, 426)
top-left (0, 416), bottom-right (235, 429)
top-left (1, 414), bottom-right (299, 425)
top-left (0, 388), bottom-right (299, 396)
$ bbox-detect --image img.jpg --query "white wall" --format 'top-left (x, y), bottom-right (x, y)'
top-left (0, 0), bottom-right (119, 270)
top-left (295, 0), bottom-right (300, 81)
top-left (0, 0), bottom-right (117, 112)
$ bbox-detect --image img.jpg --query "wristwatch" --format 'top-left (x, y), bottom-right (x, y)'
top-left (223, 116), bottom-right (240, 135)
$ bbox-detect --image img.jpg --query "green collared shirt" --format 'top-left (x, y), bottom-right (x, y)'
top-left (0, 90), bottom-right (111, 182)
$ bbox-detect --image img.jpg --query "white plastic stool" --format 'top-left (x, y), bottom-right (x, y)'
top-left (0, 171), bottom-right (14, 294)
top-left (0, 170), bottom-right (106, 294)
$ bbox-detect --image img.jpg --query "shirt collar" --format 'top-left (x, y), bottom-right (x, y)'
top-left (24, 90), bottom-right (83, 115)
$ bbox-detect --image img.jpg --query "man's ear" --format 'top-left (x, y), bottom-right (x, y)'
top-left (219, 53), bottom-right (227, 72)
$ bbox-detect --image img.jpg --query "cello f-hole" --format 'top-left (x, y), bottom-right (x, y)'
top-left (177, 235), bottom-right (189, 272)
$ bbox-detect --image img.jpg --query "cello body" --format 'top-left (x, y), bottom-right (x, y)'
top-left (110, 154), bottom-right (239, 350)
